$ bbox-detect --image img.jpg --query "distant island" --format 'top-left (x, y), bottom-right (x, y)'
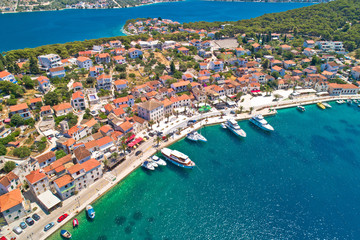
top-left (0, 0), bottom-right (181, 13)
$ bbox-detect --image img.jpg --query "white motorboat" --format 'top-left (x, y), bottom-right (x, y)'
top-left (224, 118), bottom-right (246, 137)
top-left (347, 99), bottom-right (352, 105)
top-left (150, 159), bottom-right (158, 168)
top-left (297, 105), bottom-right (305, 112)
top-left (323, 102), bottom-right (332, 108)
top-left (151, 155), bottom-right (167, 166)
top-left (142, 161), bottom-right (155, 170)
top-left (221, 123), bottom-right (227, 129)
top-left (249, 114), bottom-right (274, 131)
top-left (336, 100), bottom-right (345, 104)
top-left (161, 148), bottom-right (195, 169)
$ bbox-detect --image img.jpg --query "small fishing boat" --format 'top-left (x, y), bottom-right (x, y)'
top-left (347, 99), bottom-right (352, 105)
top-left (221, 123), bottom-right (227, 129)
top-left (72, 218), bottom-right (78, 228)
top-left (151, 155), bottom-right (167, 166)
top-left (60, 230), bottom-right (72, 239)
top-left (323, 102), bottom-right (332, 108)
top-left (336, 100), bottom-right (345, 104)
top-left (86, 205), bottom-right (95, 219)
top-left (358, 104), bottom-right (360, 108)
top-left (297, 105), bottom-right (305, 112)
top-left (141, 161), bottom-right (155, 170)
top-left (354, 99), bottom-right (358, 103)
top-left (317, 102), bottom-right (326, 109)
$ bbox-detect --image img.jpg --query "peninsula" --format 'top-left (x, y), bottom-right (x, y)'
top-left (0, 0), bottom-right (359, 239)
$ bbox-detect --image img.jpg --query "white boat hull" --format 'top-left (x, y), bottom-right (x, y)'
top-left (249, 119), bottom-right (274, 131)
top-left (163, 156), bottom-right (194, 169)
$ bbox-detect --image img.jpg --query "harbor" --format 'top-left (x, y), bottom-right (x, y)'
top-left (47, 99), bottom-right (360, 239)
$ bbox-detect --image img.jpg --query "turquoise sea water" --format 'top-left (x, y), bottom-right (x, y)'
top-left (49, 102), bottom-right (360, 239)
top-left (0, 1), bottom-right (313, 52)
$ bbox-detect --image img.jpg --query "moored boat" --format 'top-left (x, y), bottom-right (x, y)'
top-left (72, 218), bottom-right (78, 228)
top-left (150, 159), bottom-right (158, 168)
top-left (249, 114), bottom-right (274, 131)
top-left (354, 99), bottom-right (358, 103)
top-left (323, 102), bottom-right (332, 108)
top-left (336, 100), bottom-right (345, 104)
top-left (221, 123), bottom-right (227, 129)
top-left (60, 230), bottom-right (72, 239)
top-left (151, 155), bottom-right (167, 166)
top-left (161, 148), bottom-right (195, 169)
top-left (186, 132), bottom-right (198, 141)
top-left (142, 161), bottom-right (155, 170)
top-left (194, 131), bottom-right (207, 142)
top-left (86, 205), bottom-right (95, 219)
top-left (347, 99), bottom-right (352, 104)
top-left (225, 118), bottom-right (246, 137)
top-left (297, 105), bottom-right (305, 112)
top-left (317, 102), bottom-right (326, 109)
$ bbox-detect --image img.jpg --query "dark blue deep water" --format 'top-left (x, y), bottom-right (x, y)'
top-left (49, 102), bottom-right (360, 239)
top-left (0, 0), bottom-right (312, 52)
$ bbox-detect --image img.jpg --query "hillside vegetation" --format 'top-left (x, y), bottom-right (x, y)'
top-left (4, 0), bottom-right (360, 60)
top-left (183, 0), bottom-right (360, 50)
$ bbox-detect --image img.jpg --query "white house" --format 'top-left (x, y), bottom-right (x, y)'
top-left (0, 71), bottom-right (17, 84)
top-left (54, 174), bottom-right (75, 200)
top-left (128, 48), bottom-right (143, 59)
top-left (25, 170), bottom-right (50, 196)
top-left (38, 54), bottom-right (62, 70)
top-left (71, 91), bottom-right (86, 111)
top-left (37, 76), bottom-right (51, 93)
top-left (113, 79), bottom-right (128, 91)
top-left (0, 172), bottom-right (20, 195)
top-left (77, 56), bottom-right (93, 70)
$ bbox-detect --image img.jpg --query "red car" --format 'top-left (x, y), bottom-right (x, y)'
top-left (57, 213), bottom-right (69, 223)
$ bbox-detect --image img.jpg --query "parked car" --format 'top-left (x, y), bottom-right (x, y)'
top-left (148, 132), bottom-right (154, 137)
top-left (135, 150), bottom-right (142, 156)
top-left (32, 213), bottom-right (40, 221)
top-left (19, 222), bottom-right (27, 229)
top-left (50, 147), bottom-right (57, 152)
top-left (44, 222), bottom-right (55, 232)
top-left (57, 214), bottom-right (68, 223)
top-left (25, 217), bottom-right (35, 226)
top-left (13, 226), bottom-right (23, 235)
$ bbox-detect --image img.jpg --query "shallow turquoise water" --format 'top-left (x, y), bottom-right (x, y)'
top-left (0, 0), bottom-right (313, 51)
top-left (49, 102), bottom-right (360, 239)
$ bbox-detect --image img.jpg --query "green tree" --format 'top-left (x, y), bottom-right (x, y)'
top-left (170, 61), bottom-right (176, 73)
top-left (44, 92), bottom-right (60, 106)
top-left (10, 114), bottom-right (25, 127)
top-left (3, 161), bottom-right (16, 173)
top-left (23, 76), bottom-right (35, 89)
top-left (0, 145), bottom-right (7, 156)
top-left (29, 56), bottom-right (40, 74)
top-left (55, 150), bottom-right (67, 159)
top-left (13, 147), bottom-right (31, 158)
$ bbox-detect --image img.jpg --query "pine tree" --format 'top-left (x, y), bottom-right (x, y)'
top-left (29, 56), bottom-right (40, 74)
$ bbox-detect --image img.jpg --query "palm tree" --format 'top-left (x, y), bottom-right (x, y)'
top-left (239, 106), bottom-right (243, 113)
top-left (154, 135), bottom-right (161, 146)
top-left (249, 106), bottom-right (254, 114)
top-left (148, 120), bottom-right (154, 130)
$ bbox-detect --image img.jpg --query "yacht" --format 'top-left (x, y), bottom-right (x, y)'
top-left (151, 155), bottom-right (167, 166)
top-left (323, 102), bottom-right (332, 108)
top-left (336, 100), bottom-right (345, 104)
top-left (141, 161), bottom-right (155, 170)
top-left (297, 105), bottom-right (305, 112)
top-left (221, 123), bottom-right (227, 129)
top-left (86, 205), bottom-right (95, 219)
top-left (186, 132), bottom-right (198, 141)
top-left (225, 118), bottom-right (246, 137)
top-left (317, 102), bottom-right (326, 109)
top-left (194, 131), bottom-right (207, 142)
top-left (249, 115), bottom-right (274, 131)
top-left (161, 148), bottom-right (195, 169)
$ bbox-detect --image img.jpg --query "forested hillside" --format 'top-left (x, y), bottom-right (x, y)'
top-left (183, 0), bottom-right (360, 50)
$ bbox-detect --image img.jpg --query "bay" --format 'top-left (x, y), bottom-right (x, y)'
top-left (49, 103), bottom-right (360, 239)
top-left (0, 0), bottom-right (312, 52)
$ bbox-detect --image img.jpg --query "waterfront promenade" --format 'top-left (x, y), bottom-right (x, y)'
top-left (2, 92), bottom-right (359, 240)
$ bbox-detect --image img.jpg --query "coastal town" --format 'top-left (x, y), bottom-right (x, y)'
top-left (0, 16), bottom-right (360, 239)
